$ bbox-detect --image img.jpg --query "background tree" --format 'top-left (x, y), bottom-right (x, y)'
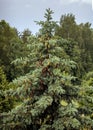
top-left (0, 20), bottom-right (33, 80)
top-left (55, 14), bottom-right (78, 40)
top-left (0, 20), bottom-right (22, 80)
top-left (78, 23), bottom-right (93, 73)
top-left (0, 66), bottom-right (14, 113)
top-left (55, 14), bottom-right (93, 77)
top-left (21, 28), bottom-right (32, 43)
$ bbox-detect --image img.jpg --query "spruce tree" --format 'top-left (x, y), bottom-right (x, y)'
top-left (0, 8), bottom-right (93, 130)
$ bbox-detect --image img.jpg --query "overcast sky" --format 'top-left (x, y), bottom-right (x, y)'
top-left (0, 0), bottom-right (92, 34)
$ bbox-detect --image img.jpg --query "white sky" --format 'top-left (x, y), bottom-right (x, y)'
top-left (0, 0), bottom-right (92, 34)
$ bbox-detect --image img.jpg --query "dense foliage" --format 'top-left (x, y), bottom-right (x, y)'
top-left (0, 66), bottom-right (15, 113)
top-left (0, 8), bottom-right (93, 130)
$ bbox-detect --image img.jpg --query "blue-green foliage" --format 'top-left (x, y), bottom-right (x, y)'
top-left (0, 9), bottom-right (93, 130)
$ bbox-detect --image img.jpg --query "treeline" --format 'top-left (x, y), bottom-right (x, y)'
top-left (0, 13), bottom-right (93, 81)
top-left (0, 9), bottom-right (93, 130)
